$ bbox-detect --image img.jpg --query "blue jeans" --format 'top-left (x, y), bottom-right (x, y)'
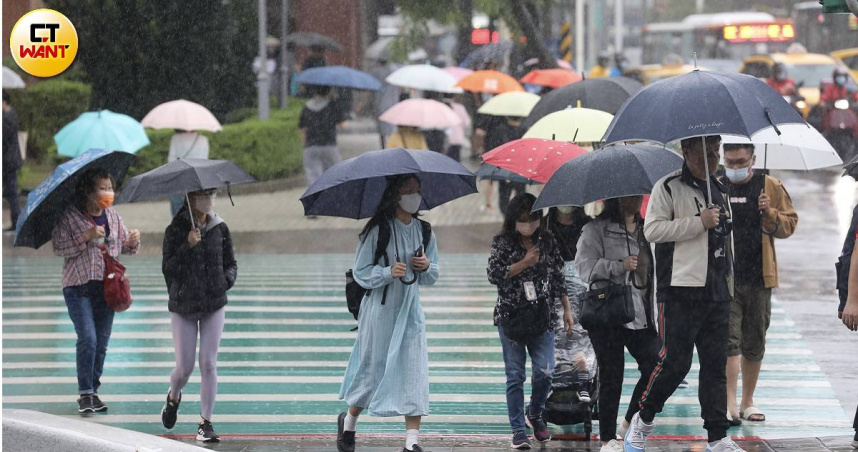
top-left (63, 281), bottom-right (114, 394)
top-left (498, 325), bottom-right (555, 433)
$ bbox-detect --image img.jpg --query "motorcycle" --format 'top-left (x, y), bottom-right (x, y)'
top-left (814, 98), bottom-right (858, 162)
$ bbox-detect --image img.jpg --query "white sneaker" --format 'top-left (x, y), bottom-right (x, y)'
top-left (617, 420), bottom-right (629, 440)
top-left (623, 412), bottom-right (654, 452)
top-left (706, 437), bottom-right (746, 452)
top-left (600, 439), bottom-right (624, 452)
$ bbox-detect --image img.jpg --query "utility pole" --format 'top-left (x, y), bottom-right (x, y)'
top-left (257, 0), bottom-right (270, 120)
top-left (576, 0), bottom-right (585, 73)
top-left (279, 0), bottom-right (289, 109)
top-left (614, 0), bottom-right (623, 53)
top-left (696, 0), bottom-right (704, 13)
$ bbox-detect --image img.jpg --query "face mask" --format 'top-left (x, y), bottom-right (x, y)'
top-left (192, 194), bottom-right (215, 213)
top-left (557, 206), bottom-right (575, 214)
top-left (95, 190), bottom-right (114, 209)
top-left (836, 75), bottom-right (847, 86)
top-left (516, 219), bottom-right (540, 237)
top-left (399, 193), bottom-right (422, 214)
top-left (725, 166), bottom-right (751, 182)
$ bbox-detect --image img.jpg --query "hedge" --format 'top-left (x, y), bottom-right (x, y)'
top-left (11, 80), bottom-right (92, 163)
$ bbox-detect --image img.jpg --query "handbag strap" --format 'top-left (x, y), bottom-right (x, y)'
top-left (619, 220), bottom-right (650, 290)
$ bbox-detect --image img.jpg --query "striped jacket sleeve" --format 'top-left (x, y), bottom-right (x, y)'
top-left (52, 210), bottom-right (87, 258)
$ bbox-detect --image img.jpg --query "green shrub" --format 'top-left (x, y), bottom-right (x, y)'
top-left (11, 80), bottom-right (91, 163)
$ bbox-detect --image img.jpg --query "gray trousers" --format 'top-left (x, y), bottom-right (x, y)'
top-left (303, 145), bottom-right (341, 187)
top-left (170, 307), bottom-right (226, 420)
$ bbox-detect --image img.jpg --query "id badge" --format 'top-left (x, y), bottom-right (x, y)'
top-left (523, 281), bottom-right (537, 301)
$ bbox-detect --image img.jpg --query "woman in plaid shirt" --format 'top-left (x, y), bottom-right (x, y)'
top-left (52, 168), bottom-right (140, 414)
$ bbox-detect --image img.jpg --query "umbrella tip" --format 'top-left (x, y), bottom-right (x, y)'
top-left (576, 100), bottom-right (582, 108)
top-left (692, 52), bottom-right (699, 71)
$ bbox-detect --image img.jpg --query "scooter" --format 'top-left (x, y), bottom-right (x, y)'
top-left (820, 98), bottom-right (858, 162)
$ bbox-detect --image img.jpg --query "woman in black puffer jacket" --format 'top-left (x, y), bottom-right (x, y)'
top-left (160, 189), bottom-right (237, 443)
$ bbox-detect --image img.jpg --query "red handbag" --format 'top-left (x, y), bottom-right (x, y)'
top-left (101, 244), bottom-right (132, 312)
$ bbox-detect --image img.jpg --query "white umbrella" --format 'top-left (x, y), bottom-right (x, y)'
top-left (3, 66), bottom-right (25, 89)
top-left (141, 99), bottom-right (222, 132)
top-left (385, 64), bottom-right (463, 94)
top-left (720, 123), bottom-right (842, 171)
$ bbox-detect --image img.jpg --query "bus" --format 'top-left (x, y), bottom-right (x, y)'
top-left (642, 12), bottom-right (796, 65)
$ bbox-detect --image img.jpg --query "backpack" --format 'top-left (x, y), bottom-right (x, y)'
top-left (346, 219), bottom-right (432, 322)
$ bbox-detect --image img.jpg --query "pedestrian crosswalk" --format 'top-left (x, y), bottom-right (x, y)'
top-left (2, 255), bottom-right (853, 440)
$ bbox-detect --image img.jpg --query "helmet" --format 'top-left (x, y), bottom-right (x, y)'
top-left (772, 63), bottom-right (787, 81)
top-left (597, 53), bottom-right (610, 66)
top-left (834, 67), bottom-right (849, 87)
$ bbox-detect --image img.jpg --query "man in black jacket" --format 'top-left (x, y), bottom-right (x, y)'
top-left (3, 90), bottom-right (23, 231)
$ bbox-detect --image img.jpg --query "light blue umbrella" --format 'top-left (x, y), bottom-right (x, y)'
top-left (293, 66), bottom-right (382, 91)
top-left (54, 110), bottom-right (151, 157)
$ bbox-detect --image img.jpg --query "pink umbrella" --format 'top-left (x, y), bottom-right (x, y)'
top-left (141, 99), bottom-right (222, 132)
top-left (444, 66), bottom-right (474, 82)
top-left (379, 99), bottom-right (462, 129)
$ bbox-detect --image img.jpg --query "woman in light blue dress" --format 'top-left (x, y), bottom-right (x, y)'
top-left (337, 174), bottom-right (439, 452)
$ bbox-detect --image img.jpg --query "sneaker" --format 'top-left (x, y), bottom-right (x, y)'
top-left (337, 412), bottom-right (355, 452)
top-left (403, 445), bottom-right (424, 452)
top-left (705, 437), bottom-right (746, 452)
top-left (600, 440), bottom-right (625, 452)
top-left (77, 394), bottom-right (95, 414)
top-left (623, 412), bottom-right (654, 452)
top-left (161, 390), bottom-right (181, 429)
top-left (511, 431), bottom-right (532, 449)
top-left (526, 414), bottom-right (551, 443)
top-left (617, 420), bottom-right (629, 440)
top-left (678, 379), bottom-right (689, 389)
top-left (90, 394), bottom-right (108, 412)
top-left (196, 420), bottom-right (220, 443)
top-left (577, 390), bottom-right (592, 403)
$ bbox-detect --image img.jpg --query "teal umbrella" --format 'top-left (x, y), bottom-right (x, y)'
top-left (54, 110), bottom-right (151, 157)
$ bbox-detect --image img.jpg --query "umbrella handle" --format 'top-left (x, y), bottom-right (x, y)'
top-left (186, 193), bottom-right (196, 230)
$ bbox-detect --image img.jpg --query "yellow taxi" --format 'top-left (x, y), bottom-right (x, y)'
top-left (624, 62), bottom-right (701, 85)
top-left (831, 48), bottom-right (858, 81)
top-left (740, 51), bottom-right (855, 117)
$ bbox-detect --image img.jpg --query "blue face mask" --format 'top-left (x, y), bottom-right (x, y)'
top-left (725, 166), bottom-right (751, 182)
top-left (836, 75), bottom-right (848, 86)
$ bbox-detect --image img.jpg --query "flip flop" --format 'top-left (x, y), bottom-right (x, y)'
top-left (740, 406), bottom-right (766, 422)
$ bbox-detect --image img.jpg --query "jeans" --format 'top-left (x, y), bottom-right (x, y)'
top-left (63, 281), bottom-right (114, 394)
top-left (498, 325), bottom-right (555, 433)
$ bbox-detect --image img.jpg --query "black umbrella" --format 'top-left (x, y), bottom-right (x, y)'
top-left (533, 144), bottom-right (684, 210)
top-left (475, 163), bottom-right (538, 185)
top-left (116, 159), bottom-right (256, 206)
top-left (285, 32), bottom-right (343, 52)
top-left (460, 42), bottom-right (514, 69)
top-left (522, 77), bottom-right (643, 130)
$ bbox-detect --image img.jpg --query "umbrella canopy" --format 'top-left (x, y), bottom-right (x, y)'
top-left (285, 32), bottom-right (343, 51)
top-left (141, 99), bottom-right (222, 132)
top-left (533, 144), bottom-right (684, 210)
top-left (443, 66), bottom-right (474, 81)
top-left (293, 66), bottom-right (382, 91)
top-left (523, 58), bottom-right (575, 71)
top-left (602, 70), bottom-right (806, 145)
top-left (14, 149), bottom-right (136, 248)
top-left (475, 163), bottom-right (537, 185)
top-left (379, 99), bottom-right (461, 129)
top-left (385, 64), bottom-right (463, 94)
top-left (116, 159), bottom-right (256, 204)
top-left (460, 42), bottom-right (514, 68)
top-left (456, 70), bottom-right (524, 94)
top-left (54, 110), bottom-right (151, 158)
top-left (300, 148), bottom-right (477, 219)
top-left (482, 138), bottom-right (588, 183)
top-left (3, 66), bottom-right (25, 89)
top-left (364, 37), bottom-right (426, 62)
top-left (522, 77), bottom-right (643, 129)
top-left (523, 106), bottom-right (614, 143)
top-left (520, 69), bottom-right (582, 88)
top-left (720, 124), bottom-right (842, 171)
top-left (477, 92), bottom-right (541, 117)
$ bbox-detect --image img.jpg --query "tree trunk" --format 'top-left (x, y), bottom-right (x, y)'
top-left (455, 0), bottom-right (474, 65)
top-left (509, 0), bottom-right (558, 69)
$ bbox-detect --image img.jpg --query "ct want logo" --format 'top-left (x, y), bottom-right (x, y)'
top-left (10, 9), bottom-right (78, 78)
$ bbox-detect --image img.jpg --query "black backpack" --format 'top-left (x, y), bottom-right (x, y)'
top-left (346, 219), bottom-right (432, 322)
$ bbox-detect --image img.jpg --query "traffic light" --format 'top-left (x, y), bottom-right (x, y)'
top-left (821, 0), bottom-right (857, 15)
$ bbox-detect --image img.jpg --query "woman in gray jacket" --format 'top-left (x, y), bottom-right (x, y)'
top-left (575, 196), bottom-right (661, 451)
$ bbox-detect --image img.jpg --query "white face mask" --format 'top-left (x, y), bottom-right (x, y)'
top-left (557, 206), bottom-right (575, 214)
top-left (516, 219), bottom-right (540, 237)
top-left (399, 193), bottom-right (422, 214)
top-left (192, 194), bottom-right (215, 213)
top-left (725, 166), bottom-right (751, 182)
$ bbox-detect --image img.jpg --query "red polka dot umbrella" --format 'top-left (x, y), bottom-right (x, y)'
top-left (481, 138), bottom-right (588, 183)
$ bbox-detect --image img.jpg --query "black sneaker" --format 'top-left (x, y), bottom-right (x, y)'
top-left (337, 412), bottom-right (355, 452)
top-left (161, 390), bottom-right (181, 429)
top-left (511, 431), bottom-right (532, 449)
top-left (77, 394), bottom-right (95, 414)
top-left (403, 445), bottom-right (424, 452)
top-left (196, 420), bottom-right (220, 443)
top-left (91, 394), bottom-right (108, 412)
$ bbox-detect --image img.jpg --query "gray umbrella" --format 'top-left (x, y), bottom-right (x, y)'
top-left (285, 32), bottom-right (343, 52)
top-left (116, 159), bottom-right (256, 205)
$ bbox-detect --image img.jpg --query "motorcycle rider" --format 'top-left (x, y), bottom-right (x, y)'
top-left (820, 67), bottom-right (858, 106)
top-left (766, 63), bottom-right (796, 96)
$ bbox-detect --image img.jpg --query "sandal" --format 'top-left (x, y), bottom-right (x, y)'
top-left (740, 406), bottom-right (766, 422)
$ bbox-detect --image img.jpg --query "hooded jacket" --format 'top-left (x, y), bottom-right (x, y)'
top-left (162, 206), bottom-right (237, 318)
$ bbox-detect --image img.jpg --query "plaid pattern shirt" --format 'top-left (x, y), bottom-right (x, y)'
top-left (52, 206), bottom-right (140, 288)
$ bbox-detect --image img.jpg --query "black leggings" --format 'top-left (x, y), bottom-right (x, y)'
top-left (588, 327), bottom-right (661, 441)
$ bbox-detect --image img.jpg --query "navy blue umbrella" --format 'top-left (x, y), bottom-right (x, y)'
top-left (15, 149), bottom-right (136, 249)
top-left (475, 163), bottom-right (538, 185)
top-left (300, 148), bottom-right (478, 219)
top-left (533, 144), bottom-right (684, 210)
top-left (293, 66), bottom-right (382, 91)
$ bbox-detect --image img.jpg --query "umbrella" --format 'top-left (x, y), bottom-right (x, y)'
top-left (533, 144), bottom-right (684, 210)
top-left (14, 149), bottom-right (136, 249)
top-left (520, 69), bottom-right (582, 89)
top-left (300, 148), bottom-right (477, 219)
top-left (364, 37), bottom-right (426, 62)
top-left (293, 66), bottom-right (382, 91)
top-left (385, 65), bottom-right (463, 94)
top-left (460, 42), bottom-right (514, 68)
top-left (523, 105), bottom-right (614, 143)
top-left (141, 99), bottom-right (222, 132)
top-left (54, 110), bottom-right (151, 158)
top-left (456, 70), bottom-right (524, 94)
top-left (379, 99), bottom-right (461, 130)
top-left (3, 66), bottom-right (25, 89)
top-left (482, 138), bottom-right (588, 183)
top-left (444, 66), bottom-right (474, 82)
top-left (720, 124), bottom-right (842, 171)
top-left (522, 77), bottom-right (643, 130)
top-left (285, 32), bottom-right (343, 51)
top-left (523, 58), bottom-right (575, 71)
top-left (475, 163), bottom-right (537, 185)
top-left (116, 159), bottom-right (257, 205)
top-left (477, 92), bottom-right (541, 117)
